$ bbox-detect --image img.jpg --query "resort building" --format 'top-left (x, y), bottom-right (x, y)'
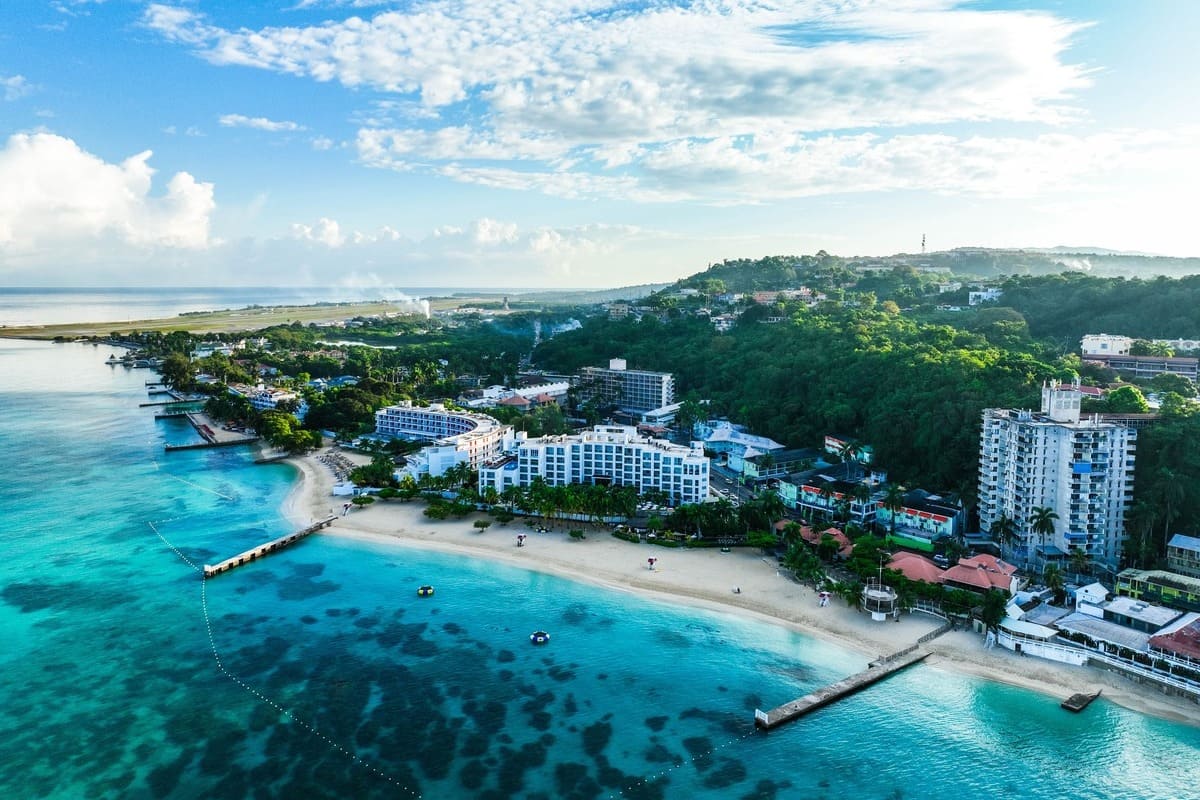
top-left (693, 420), bottom-right (785, 472)
top-left (942, 554), bottom-right (1020, 595)
top-left (477, 424), bottom-right (709, 506)
top-left (1167, 534), bottom-right (1200, 578)
top-left (229, 384), bottom-right (307, 419)
top-left (875, 489), bottom-right (966, 552)
top-left (640, 401), bottom-right (683, 427)
top-left (1081, 334), bottom-right (1133, 356)
top-left (374, 402), bottom-right (511, 477)
top-left (742, 447), bottom-right (826, 483)
top-left (1083, 353), bottom-right (1200, 381)
top-left (1117, 568), bottom-right (1200, 613)
top-left (460, 381), bottom-right (569, 410)
top-left (576, 358), bottom-right (675, 415)
top-left (977, 380), bottom-right (1137, 570)
top-left (1149, 615), bottom-right (1200, 674)
top-left (968, 288), bottom-right (1003, 305)
top-left (778, 461), bottom-right (885, 528)
top-left (1081, 333), bottom-right (1200, 356)
top-left (823, 434), bottom-right (873, 464)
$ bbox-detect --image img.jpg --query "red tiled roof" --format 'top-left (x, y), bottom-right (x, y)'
top-left (1150, 619), bottom-right (1200, 661)
top-left (498, 395), bottom-right (532, 407)
top-left (887, 552), bottom-right (945, 584)
top-left (958, 553), bottom-right (1017, 576)
top-left (803, 526), bottom-right (853, 558)
top-left (943, 564), bottom-right (1012, 591)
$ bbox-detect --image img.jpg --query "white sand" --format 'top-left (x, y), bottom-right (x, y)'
top-left (278, 448), bottom-right (1199, 726)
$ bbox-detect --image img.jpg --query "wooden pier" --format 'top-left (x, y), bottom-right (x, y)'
top-left (203, 516), bottom-right (337, 577)
top-left (154, 410), bottom-right (193, 419)
top-left (754, 649), bottom-right (930, 730)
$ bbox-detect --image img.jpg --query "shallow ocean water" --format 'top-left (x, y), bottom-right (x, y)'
top-left (1, 338), bottom-right (1197, 800)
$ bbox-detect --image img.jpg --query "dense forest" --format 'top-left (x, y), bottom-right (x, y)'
top-left (983, 273), bottom-right (1200, 346)
top-left (539, 263), bottom-right (1200, 556)
top-left (666, 249), bottom-right (1200, 297)
top-left (535, 305), bottom-right (1063, 491)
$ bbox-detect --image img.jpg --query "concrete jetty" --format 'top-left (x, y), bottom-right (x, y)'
top-left (1061, 690), bottom-right (1101, 712)
top-left (164, 438), bottom-right (259, 452)
top-left (203, 516), bottom-right (337, 577)
top-left (163, 412), bottom-right (259, 451)
top-left (139, 399), bottom-right (204, 408)
top-left (755, 649), bottom-right (930, 730)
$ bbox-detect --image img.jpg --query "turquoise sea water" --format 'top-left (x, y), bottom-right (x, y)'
top-left (2, 337), bottom-right (1198, 800)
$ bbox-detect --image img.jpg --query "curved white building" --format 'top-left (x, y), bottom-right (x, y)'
top-left (375, 402), bottom-right (510, 476)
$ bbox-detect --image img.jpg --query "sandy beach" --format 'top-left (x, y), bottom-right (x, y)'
top-left (279, 448), bottom-right (1199, 726)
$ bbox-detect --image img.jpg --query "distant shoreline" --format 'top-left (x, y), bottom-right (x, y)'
top-left (278, 446), bottom-right (1200, 728)
top-left (0, 300), bottom-right (414, 339)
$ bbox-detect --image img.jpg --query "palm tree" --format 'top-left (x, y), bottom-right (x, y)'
top-left (1156, 467), bottom-right (1186, 554)
top-left (818, 482), bottom-right (836, 521)
top-left (881, 484), bottom-right (906, 542)
top-left (756, 490), bottom-right (786, 529)
top-left (1043, 563), bottom-right (1066, 604)
top-left (946, 479), bottom-right (977, 531)
top-left (850, 482), bottom-right (872, 526)
top-left (1068, 547), bottom-right (1092, 582)
top-left (1146, 340), bottom-right (1175, 357)
top-left (837, 440), bottom-right (863, 464)
top-left (990, 513), bottom-right (1018, 561)
top-left (1030, 506), bottom-right (1059, 564)
top-left (1122, 500), bottom-right (1158, 568)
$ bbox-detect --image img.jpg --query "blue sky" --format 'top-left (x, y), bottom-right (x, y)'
top-left (1, 0), bottom-right (1199, 288)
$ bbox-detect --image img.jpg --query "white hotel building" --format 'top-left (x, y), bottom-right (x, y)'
top-left (374, 402), bottom-right (511, 477)
top-left (577, 358), bottom-right (675, 415)
top-left (478, 425), bottom-right (710, 506)
top-left (978, 381), bottom-right (1136, 570)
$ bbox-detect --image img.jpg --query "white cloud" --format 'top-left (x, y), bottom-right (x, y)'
top-left (0, 132), bottom-right (214, 255)
top-left (278, 214), bottom-right (648, 281)
top-left (218, 113), bottom-right (305, 132)
top-left (2, 75), bottom-right (32, 101)
top-left (142, 1), bottom-right (1114, 203)
top-left (311, 136), bottom-right (335, 150)
top-left (291, 217), bottom-right (345, 247)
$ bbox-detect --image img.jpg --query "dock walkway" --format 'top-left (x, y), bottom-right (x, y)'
top-left (204, 516), bottom-right (337, 577)
top-left (163, 412), bottom-right (259, 451)
top-left (755, 649), bottom-right (929, 730)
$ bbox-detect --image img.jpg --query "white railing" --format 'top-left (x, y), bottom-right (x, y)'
top-left (998, 631), bottom-right (1200, 698)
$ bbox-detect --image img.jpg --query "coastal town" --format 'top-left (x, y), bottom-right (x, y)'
top-left (91, 263), bottom-right (1200, 724)
top-left (8, 2), bottom-right (1200, 797)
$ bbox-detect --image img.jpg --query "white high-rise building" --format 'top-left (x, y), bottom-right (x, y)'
top-left (978, 381), bottom-right (1136, 570)
top-left (577, 358), bottom-right (675, 414)
top-left (478, 425), bottom-right (709, 506)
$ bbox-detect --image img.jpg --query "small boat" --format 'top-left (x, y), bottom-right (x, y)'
top-left (417, 585), bottom-right (435, 597)
top-left (529, 630), bottom-right (551, 645)
top-left (1061, 689), bottom-right (1101, 712)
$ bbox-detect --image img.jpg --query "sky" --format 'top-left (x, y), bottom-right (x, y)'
top-left (1, 0), bottom-right (1199, 289)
